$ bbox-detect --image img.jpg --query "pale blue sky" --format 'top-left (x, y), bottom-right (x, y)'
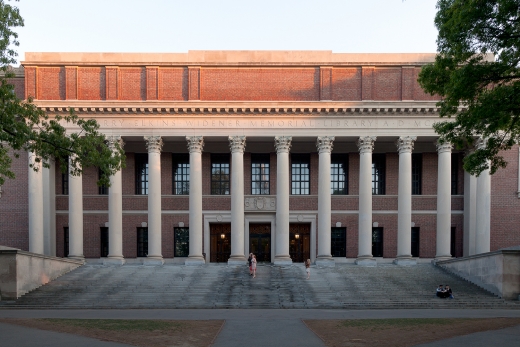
top-left (14, 0), bottom-right (439, 62)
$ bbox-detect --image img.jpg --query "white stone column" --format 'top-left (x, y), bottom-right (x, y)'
top-left (228, 136), bottom-right (247, 265)
top-left (186, 136), bottom-right (205, 265)
top-left (394, 136), bottom-right (417, 265)
top-left (68, 155), bottom-right (84, 261)
top-left (28, 152), bottom-right (44, 254)
top-left (475, 139), bottom-right (491, 254)
top-left (435, 141), bottom-right (452, 261)
top-left (356, 136), bottom-right (377, 266)
top-left (105, 136), bottom-right (125, 265)
top-left (43, 159), bottom-right (56, 256)
top-left (144, 136), bottom-right (163, 265)
top-left (463, 153), bottom-right (477, 256)
top-left (316, 136), bottom-right (335, 266)
top-left (274, 136), bottom-right (292, 265)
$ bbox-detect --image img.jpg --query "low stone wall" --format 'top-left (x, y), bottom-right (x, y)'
top-left (436, 248), bottom-right (520, 300)
top-left (0, 246), bottom-right (83, 300)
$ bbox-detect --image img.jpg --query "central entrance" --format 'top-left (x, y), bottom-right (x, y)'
top-left (210, 224), bottom-right (231, 263)
top-left (249, 223), bottom-right (271, 262)
top-left (289, 223), bottom-right (310, 263)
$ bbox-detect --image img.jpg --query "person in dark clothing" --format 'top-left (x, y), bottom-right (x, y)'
top-left (436, 284), bottom-right (445, 298)
top-left (445, 285), bottom-right (454, 299)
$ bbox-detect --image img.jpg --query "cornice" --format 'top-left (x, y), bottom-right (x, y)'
top-left (34, 101), bottom-right (447, 116)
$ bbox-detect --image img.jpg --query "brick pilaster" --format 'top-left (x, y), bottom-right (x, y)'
top-left (25, 66), bottom-right (37, 99)
top-left (65, 66), bottom-right (78, 100)
top-left (146, 66), bottom-right (158, 100)
top-left (106, 66), bottom-right (119, 100)
top-left (362, 66), bottom-right (375, 101)
top-left (189, 66), bottom-right (200, 101)
top-left (401, 66), bottom-right (415, 101)
top-left (320, 66), bottom-right (332, 101)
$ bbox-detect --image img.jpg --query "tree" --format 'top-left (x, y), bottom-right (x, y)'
top-left (0, 0), bottom-right (124, 187)
top-left (418, 0), bottom-right (520, 175)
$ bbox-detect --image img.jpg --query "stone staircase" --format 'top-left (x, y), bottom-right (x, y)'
top-left (1, 263), bottom-right (518, 309)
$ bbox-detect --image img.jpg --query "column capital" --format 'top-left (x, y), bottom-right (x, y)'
top-left (357, 136), bottom-right (377, 154)
top-left (396, 136), bottom-right (417, 154)
top-left (186, 136), bottom-right (204, 153)
top-left (106, 136), bottom-right (125, 152)
top-left (476, 137), bottom-right (487, 150)
top-left (144, 136), bottom-right (163, 153)
top-left (316, 136), bottom-right (335, 154)
top-left (28, 152), bottom-right (42, 171)
top-left (229, 136), bottom-right (246, 153)
top-left (274, 136), bottom-right (292, 154)
top-left (436, 140), bottom-right (453, 154)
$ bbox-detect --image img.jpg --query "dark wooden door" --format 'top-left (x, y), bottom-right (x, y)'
top-left (249, 223), bottom-right (271, 262)
top-left (210, 224), bottom-right (231, 262)
top-left (289, 223), bottom-right (310, 263)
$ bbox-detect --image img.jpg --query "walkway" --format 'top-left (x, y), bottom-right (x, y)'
top-left (1, 309), bottom-right (520, 347)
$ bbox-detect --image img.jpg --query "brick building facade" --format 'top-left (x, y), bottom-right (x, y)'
top-left (1, 51), bottom-right (519, 265)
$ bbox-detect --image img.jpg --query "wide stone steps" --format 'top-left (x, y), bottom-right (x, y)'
top-left (1, 263), bottom-right (518, 309)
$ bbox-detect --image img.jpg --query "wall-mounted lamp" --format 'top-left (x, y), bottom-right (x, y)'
top-left (221, 233), bottom-right (225, 239)
top-left (295, 233), bottom-right (300, 239)
top-left (141, 222), bottom-right (148, 228)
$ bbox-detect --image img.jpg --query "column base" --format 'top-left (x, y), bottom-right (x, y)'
top-left (228, 255), bottom-right (247, 266)
top-left (393, 257), bottom-right (417, 266)
top-left (103, 256), bottom-right (125, 266)
top-left (68, 255), bottom-right (85, 264)
top-left (315, 257), bottom-right (335, 267)
top-left (185, 256), bottom-right (205, 266)
top-left (273, 256), bottom-right (292, 265)
top-left (143, 256), bottom-right (164, 266)
top-left (355, 257), bottom-right (377, 266)
top-left (432, 255), bottom-right (452, 264)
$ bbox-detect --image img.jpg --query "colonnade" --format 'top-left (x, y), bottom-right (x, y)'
top-left (27, 135), bottom-right (492, 264)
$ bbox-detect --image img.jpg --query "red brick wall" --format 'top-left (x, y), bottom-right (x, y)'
top-left (0, 151), bottom-right (28, 250)
top-left (119, 68), bottom-right (146, 100)
top-left (159, 68), bottom-right (187, 100)
top-left (38, 67), bottom-right (65, 100)
top-left (374, 68), bottom-right (402, 101)
top-left (78, 67), bottom-right (106, 100)
top-left (332, 68), bottom-right (362, 101)
top-left (200, 68), bottom-right (320, 101)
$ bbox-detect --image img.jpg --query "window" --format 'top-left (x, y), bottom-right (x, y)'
top-left (211, 154), bottom-right (230, 195)
top-left (411, 227), bottom-right (420, 257)
top-left (451, 154), bottom-right (458, 195)
top-left (100, 227), bottom-right (109, 257)
top-left (331, 154), bottom-right (348, 195)
top-left (331, 227), bottom-right (346, 257)
top-left (137, 227), bottom-right (148, 257)
top-left (291, 154), bottom-right (310, 195)
top-left (64, 227), bottom-right (69, 257)
top-left (62, 159), bottom-right (69, 195)
top-left (412, 154), bottom-right (422, 195)
top-left (173, 154), bottom-right (190, 195)
top-left (372, 227), bottom-right (383, 257)
top-left (174, 227), bottom-right (189, 257)
top-left (372, 154), bottom-right (386, 195)
top-left (251, 154), bottom-right (270, 195)
top-left (135, 154), bottom-right (148, 195)
top-left (98, 168), bottom-right (109, 195)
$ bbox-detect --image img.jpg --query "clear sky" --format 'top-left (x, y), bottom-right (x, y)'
top-left (14, 0), bottom-right (439, 62)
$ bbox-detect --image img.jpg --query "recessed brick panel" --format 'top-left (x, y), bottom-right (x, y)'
top-left (332, 68), bottom-right (362, 101)
top-left (158, 68), bottom-right (187, 100)
top-left (200, 68), bottom-right (320, 101)
top-left (119, 68), bottom-right (146, 101)
top-left (78, 67), bottom-right (106, 100)
top-left (374, 68), bottom-right (401, 101)
top-left (38, 67), bottom-right (65, 100)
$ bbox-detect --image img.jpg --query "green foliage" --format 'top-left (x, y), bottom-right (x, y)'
top-left (0, 0), bottom-right (124, 186)
top-left (419, 0), bottom-right (520, 175)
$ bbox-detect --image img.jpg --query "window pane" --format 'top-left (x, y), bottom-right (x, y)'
top-left (372, 154), bottom-right (386, 195)
top-left (173, 154), bottom-right (190, 195)
top-left (135, 154), bottom-right (149, 195)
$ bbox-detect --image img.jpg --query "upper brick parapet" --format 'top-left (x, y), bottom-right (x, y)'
top-left (23, 51), bottom-right (439, 66)
top-left (20, 51), bottom-right (453, 102)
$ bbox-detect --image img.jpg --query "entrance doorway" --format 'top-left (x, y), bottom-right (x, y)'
top-left (249, 224), bottom-right (271, 262)
top-left (210, 224), bottom-right (231, 263)
top-left (289, 223), bottom-right (310, 263)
